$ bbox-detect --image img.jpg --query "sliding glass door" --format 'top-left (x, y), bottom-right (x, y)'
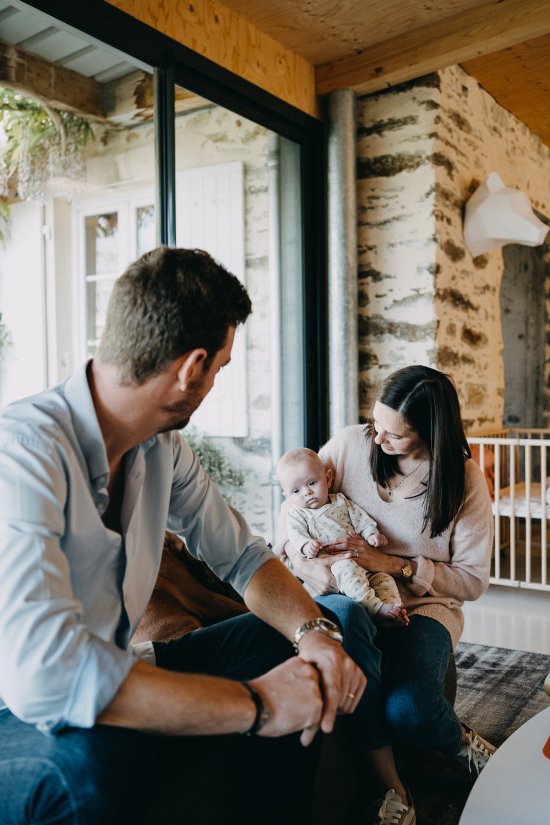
top-left (1, 0), bottom-right (326, 539)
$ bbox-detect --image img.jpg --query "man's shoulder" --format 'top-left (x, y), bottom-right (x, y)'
top-left (1, 386), bottom-right (70, 442)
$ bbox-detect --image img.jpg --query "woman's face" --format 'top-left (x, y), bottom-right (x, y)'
top-left (372, 401), bottom-right (428, 459)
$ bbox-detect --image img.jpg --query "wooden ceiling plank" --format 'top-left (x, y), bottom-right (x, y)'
top-left (0, 39), bottom-right (103, 118)
top-left (462, 33), bottom-right (550, 147)
top-left (315, 0), bottom-right (550, 95)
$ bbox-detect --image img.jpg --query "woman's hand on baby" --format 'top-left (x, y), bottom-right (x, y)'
top-left (323, 531), bottom-right (389, 571)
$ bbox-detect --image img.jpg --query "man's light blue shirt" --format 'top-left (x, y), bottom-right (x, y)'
top-left (0, 363), bottom-right (272, 733)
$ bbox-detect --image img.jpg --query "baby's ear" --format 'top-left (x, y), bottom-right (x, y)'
top-left (326, 467), bottom-right (334, 489)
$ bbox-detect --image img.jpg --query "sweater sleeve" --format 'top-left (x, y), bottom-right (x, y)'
top-left (411, 461), bottom-right (494, 601)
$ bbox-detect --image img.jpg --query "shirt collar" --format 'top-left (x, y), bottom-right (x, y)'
top-left (62, 360), bottom-right (157, 486)
top-left (62, 360), bottom-right (109, 485)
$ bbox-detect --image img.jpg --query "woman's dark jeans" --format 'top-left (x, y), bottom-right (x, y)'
top-left (317, 596), bottom-right (463, 754)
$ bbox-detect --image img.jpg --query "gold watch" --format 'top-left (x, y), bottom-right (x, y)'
top-left (292, 617), bottom-right (344, 652)
top-left (401, 558), bottom-right (414, 581)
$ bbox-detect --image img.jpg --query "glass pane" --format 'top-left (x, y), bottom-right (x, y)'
top-left (84, 212), bottom-right (119, 356)
top-left (174, 87), bottom-right (305, 540)
top-left (0, 2), bottom-right (156, 402)
top-left (136, 204), bottom-right (155, 258)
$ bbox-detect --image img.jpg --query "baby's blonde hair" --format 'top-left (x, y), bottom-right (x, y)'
top-left (276, 447), bottom-right (324, 485)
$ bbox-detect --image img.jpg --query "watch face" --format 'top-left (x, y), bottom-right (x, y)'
top-left (402, 561), bottom-right (413, 579)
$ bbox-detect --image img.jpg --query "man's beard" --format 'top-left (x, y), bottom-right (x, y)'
top-left (158, 381), bottom-right (206, 433)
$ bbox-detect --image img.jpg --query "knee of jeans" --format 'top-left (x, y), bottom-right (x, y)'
top-left (0, 757), bottom-right (75, 824)
top-left (319, 594), bottom-right (377, 643)
top-left (385, 685), bottom-right (439, 742)
top-left (31, 748), bottom-right (139, 825)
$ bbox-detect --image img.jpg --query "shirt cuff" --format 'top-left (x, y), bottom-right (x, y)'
top-left (131, 641), bottom-right (156, 666)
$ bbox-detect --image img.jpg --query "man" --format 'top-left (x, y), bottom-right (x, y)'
top-left (0, 247), bottom-right (365, 824)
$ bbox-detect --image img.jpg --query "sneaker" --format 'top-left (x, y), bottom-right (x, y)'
top-left (368, 789), bottom-right (416, 825)
top-left (456, 723), bottom-right (497, 777)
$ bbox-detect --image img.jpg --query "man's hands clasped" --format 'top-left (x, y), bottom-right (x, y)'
top-left (296, 631), bottom-right (366, 744)
top-left (248, 632), bottom-right (365, 747)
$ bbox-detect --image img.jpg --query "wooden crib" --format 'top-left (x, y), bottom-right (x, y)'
top-left (467, 429), bottom-right (550, 592)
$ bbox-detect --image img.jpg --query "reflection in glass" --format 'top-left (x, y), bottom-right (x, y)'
top-left (136, 204), bottom-right (155, 258)
top-left (85, 212), bottom-right (118, 355)
top-left (174, 89), bottom-right (305, 539)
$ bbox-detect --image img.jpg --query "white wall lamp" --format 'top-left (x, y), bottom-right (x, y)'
top-left (463, 172), bottom-right (548, 257)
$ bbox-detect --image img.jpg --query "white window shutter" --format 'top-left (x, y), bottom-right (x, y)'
top-left (177, 162), bottom-right (247, 437)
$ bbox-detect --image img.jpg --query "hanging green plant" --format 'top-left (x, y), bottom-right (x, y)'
top-left (0, 87), bottom-right (94, 241)
top-left (184, 426), bottom-right (248, 507)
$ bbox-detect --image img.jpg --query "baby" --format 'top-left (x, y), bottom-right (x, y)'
top-left (277, 447), bottom-right (408, 626)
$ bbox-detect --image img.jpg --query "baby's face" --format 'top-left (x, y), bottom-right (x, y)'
top-left (280, 457), bottom-right (331, 509)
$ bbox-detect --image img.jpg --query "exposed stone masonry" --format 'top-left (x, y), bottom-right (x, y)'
top-left (356, 66), bottom-right (550, 431)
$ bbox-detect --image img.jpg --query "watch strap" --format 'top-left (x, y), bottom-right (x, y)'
top-left (292, 617), bottom-right (344, 653)
top-left (241, 681), bottom-right (270, 735)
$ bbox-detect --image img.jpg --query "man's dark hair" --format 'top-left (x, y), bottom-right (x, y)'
top-left (97, 247), bottom-right (252, 384)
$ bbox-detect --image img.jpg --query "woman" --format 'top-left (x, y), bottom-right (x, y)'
top-left (276, 365), bottom-right (495, 825)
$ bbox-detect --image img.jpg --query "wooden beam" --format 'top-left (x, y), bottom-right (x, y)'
top-left (106, 0), bottom-right (318, 117)
top-left (103, 70), bottom-right (211, 124)
top-left (315, 0), bottom-right (550, 96)
top-left (0, 39), bottom-right (103, 118)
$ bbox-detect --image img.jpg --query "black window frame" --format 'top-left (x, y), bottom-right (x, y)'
top-left (18, 0), bottom-right (328, 448)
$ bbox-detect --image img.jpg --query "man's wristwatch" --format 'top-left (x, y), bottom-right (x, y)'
top-left (292, 617), bottom-right (344, 653)
top-left (401, 558), bottom-right (414, 581)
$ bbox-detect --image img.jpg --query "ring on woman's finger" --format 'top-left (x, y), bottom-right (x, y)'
top-left (347, 692), bottom-right (355, 699)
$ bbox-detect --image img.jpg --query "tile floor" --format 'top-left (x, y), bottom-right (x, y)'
top-left (462, 585), bottom-right (550, 654)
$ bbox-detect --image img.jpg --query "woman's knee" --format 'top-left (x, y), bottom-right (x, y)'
top-left (317, 594), bottom-right (377, 641)
top-left (385, 683), bottom-right (456, 747)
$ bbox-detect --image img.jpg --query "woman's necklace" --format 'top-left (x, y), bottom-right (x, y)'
top-left (387, 459), bottom-right (428, 497)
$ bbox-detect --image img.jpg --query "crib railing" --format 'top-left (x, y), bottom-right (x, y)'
top-left (468, 430), bottom-right (550, 592)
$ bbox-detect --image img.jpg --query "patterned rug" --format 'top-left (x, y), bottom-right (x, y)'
top-left (401, 642), bottom-right (550, 825)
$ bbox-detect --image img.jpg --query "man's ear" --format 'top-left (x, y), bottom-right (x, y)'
top-left (326, 467), bottom-right (334, 489)
top-left (176, 349), bottom-right (208, 391)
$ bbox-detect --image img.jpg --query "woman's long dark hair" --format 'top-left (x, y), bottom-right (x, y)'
top-left (367, 365), bottom-right (471, 537)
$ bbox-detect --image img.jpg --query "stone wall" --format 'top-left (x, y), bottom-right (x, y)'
top-left (356, 65), bottom-right (550, 431)
top-left (356, 74), bottom-right (439, 416)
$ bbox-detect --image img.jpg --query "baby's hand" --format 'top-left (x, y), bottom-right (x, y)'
top-left (302, 539), bottom-right (322, 559)
top-left (367, 532), bottom-right (388, 547)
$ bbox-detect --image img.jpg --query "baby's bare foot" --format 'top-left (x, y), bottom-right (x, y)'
top-left (376, 603), bottom-right (409, 627)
